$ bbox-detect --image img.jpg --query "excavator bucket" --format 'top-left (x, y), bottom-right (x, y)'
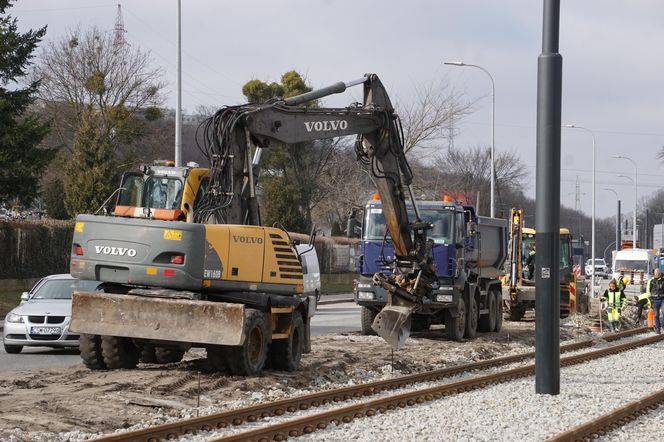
top-left (372, 304), bottom-right (415, 350)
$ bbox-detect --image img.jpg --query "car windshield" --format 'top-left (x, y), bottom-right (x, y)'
top-left (31, 279), bottom-right (101, 300)
top-left (363, 207), bottom-right (454, 244)
top-left (593, 259), bottom-right (606, 265)
top-left (614, 260), bottom-right (648, 272)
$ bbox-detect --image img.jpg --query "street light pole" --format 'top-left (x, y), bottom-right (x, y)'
top-left (615, 157), bottom-right (638, 249)
top-left (444, 61), bottom-right (496, 217)
top-left (563, 125), bottom-right (596, 296)
top-left (603, 188), bottom-right (620, 254)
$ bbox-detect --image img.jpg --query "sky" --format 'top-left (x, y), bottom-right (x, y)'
top-left (9, 0), bottom-right (664, 220)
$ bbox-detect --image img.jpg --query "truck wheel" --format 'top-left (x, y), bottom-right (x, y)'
top-left (155, 347), bottom-right (186, 364)
top-left (139, 345), bottom-right (157, 363)
top-left (207, 346), bottom-right (231, 373)
top-left (445, 298), bottom-right (466, 341)
top-left (271, 314), bottom-right (304, 371)
top-left (360, 306), bottom-right (377, 336)
top-left (101, 336), bottom-right (139, 369)
top-left (3, 343), bottom-right (23, 354)
top-left (493, 290), bottom-right (503, 332)
top-left (79, 334), bottom-right (106, 370)
top-left (478, 292), bottom-right (497, 333)
top-left (411, 315), bottom-right (431, 332)
top-left (228, 309), bottom-right (269, 376)
top-left (464, 293), bottom-right (479, 339)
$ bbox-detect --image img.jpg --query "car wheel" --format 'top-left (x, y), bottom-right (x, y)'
top-left (3, 343), bottom-right (23, 354)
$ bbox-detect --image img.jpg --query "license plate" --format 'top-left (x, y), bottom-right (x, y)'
top-left (30, 326), bottom-right (61, 335)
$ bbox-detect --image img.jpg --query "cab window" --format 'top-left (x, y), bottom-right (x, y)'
top-left (144, 177), bottom-right (183, 210)
top-left (117, 173), bottom-right (144, 207)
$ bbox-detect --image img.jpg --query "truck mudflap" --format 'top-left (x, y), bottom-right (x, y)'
top-left (70, 291), bottom-right (245, 346)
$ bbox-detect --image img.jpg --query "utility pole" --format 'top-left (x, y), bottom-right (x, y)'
top-left (175, 0), bottom-right (182, 166)
top-left (113, 4), bottom-right (126, 48)
top-left (535, 0), bottom-right (562, 395)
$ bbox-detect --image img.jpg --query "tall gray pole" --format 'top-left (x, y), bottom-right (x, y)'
top-left (174, 0), bottom-right (182, 166)
top-left (535, 0), bottom-right (561, 395)
top-left (616, 200), bottom-right (621, 252)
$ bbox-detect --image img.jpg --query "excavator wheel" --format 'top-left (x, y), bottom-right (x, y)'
top-left (155, 347), bottom-right (186, 364)
top-left (493, 290), bottom-right (503, 332)
top-left (410, 315), bottom-right (431, 332)
top-left (227, 309), bottom-right (269, 376)
top-left (478, 292), bottom-right (497, 333)
top-left (101, 335), bottom-right (140, 369)
top-left (360, 306), bottom-right (377, 335)
top-left (445, 297), bottom-right (466, 341)
top-left (79, 334), bottom-right (106, 370)
top-left (271, 314), bottom-right (304, 372)
top-left (508, 305), bottom-right (526, 322)
top-left (464, 292), bottom-right (479, 339)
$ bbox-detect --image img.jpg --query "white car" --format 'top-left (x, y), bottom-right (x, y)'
top-left (2, 274), bottom-right (101, 354)
top-left (585, 258), bottom-right (610, 278)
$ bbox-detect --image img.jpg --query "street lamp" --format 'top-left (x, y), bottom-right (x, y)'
top-left (563, 125), bottom-right (596, 295)
top-left (444, 61), bottom-right (495, 217)
top-left (603, 188), bottom-right (620, 254)
top-left (613, 156), bottom-right (637, 249)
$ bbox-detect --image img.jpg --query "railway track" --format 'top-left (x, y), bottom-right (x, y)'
top-left (548, 387), bottom-right (664, 441)
top-left (91, 327), bottom-right (651, 442)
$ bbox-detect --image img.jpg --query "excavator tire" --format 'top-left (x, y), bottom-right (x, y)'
top-left (206, 346), bottom-right (231, 373)
top-left (508, 305), bottom-right (526, 322)
top-left (464, 292), bottom-right (479, 339)
top-left (445, 297), bottom-right (466, 341)
top-left (360, 306), bottom-right (377, 336)
top-left (139, 345), bottom-right (157, 363)
top-left (101, 335), bottom-right (140, 369)
top-left (271, 314), bottom-right (304, 371)
top-left (227, 309), bottom-right (269, 376)
top-left (80, 334), bottom-right (106, 370)
top-left (493, 290), bottom-right (503, 332)
top-left (478, 292), bottom-right (497, 333)
top-left (411, 315), bottom-right (431, 332)
top-left (155, 347), bottom-right (186, 364)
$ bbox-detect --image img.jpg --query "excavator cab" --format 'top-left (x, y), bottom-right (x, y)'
top-left (113, 162), bottom-right (208, 221)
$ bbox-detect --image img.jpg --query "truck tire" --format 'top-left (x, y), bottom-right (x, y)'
top-left (3, 343), bottom-right (22, 354)
top-left (445, 297), bottom-right (466, 341)
top-left (464, 292), bottom-right (479, 339)
top-left (79, 334), bottom-right (106, 370)
top-left (493, 290), bottom-right (503, 332)
top-left (360, 306), bottom-right (377, 336)
top-left (139, 345), bottom-right (157, 363)
top-left (155, 347), bottom-right (186, 364)
top-left (478, 292), bottom-right (497, 333)
top-left (411, 315), bottom-right (431, 332)
top-left (271, 314), bottom-right (304, 371)
top-left (101, 335), bottom-right (140, 369)
top-left (227, 309), bottom-right (269, 376)
top-left (207, 346), bottom-right (231, 373)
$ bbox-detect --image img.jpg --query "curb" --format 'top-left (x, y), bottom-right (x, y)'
top-left (318, 297), bottom-right (354, 306)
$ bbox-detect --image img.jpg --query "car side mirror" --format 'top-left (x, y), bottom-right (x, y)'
top-left (20, 292), bottom-right (29, 304)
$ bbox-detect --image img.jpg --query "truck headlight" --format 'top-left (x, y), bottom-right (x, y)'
top-left (436, 294), bottom-right (453, 303)
top-left (6, 312), bottom-right (23, 323)
top-left (357, 291), bottom-right (375, 300)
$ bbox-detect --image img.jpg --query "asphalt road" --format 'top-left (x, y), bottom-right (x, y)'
top-left (0, 294), bottom-right (359, 372)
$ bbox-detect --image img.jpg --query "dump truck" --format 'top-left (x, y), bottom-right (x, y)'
top-left (502, 208), bottom-right (588, 320)
top-left (69, 74), bottom-right (444, 375)
top-left (354, 195), bottom-right (508, 341)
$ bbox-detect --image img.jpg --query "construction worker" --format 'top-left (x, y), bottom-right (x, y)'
top-left (525, 243), bottom-right (536, 280)
top-left (617, 275), bottom-right (629, 291)
top-left (634, 292), bottom-right (651, 324)
top-left (601, 279), bottom-right (626, 332)
top-left (645, 268), bottom-right (664, 333)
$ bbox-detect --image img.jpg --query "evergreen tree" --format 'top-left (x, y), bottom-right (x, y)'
top-left (0, 0), bottom-right (53, 204)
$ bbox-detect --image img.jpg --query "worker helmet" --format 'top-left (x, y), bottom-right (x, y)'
top-left (609, 279), bottom-right (617, 289)
top-left (621, 276), bottom-right (629, 286)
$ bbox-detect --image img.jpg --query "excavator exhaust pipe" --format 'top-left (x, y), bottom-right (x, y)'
top-left (371, 304), bottom-right (414, 350)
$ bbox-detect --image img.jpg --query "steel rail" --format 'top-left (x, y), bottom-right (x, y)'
top-left (548, 387), bottom-right (664, 442)
top-left (91, 327), bottom-right (648, 442)
top-left (210, 333), bottom-right (664, 442)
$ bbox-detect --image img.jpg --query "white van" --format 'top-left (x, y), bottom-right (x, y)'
top-left (296, 244), bottom-right (321, 302)
top-left (612, 248), bottom-right (656, 295)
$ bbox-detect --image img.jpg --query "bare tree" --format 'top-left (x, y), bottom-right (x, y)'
top-left (398, 78), bottom-right (473, 155)
top-left (34, 26), bottom-right (166, 154)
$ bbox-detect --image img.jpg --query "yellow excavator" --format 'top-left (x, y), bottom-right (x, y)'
top-left (69, 74), bottom-right (438, 375)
